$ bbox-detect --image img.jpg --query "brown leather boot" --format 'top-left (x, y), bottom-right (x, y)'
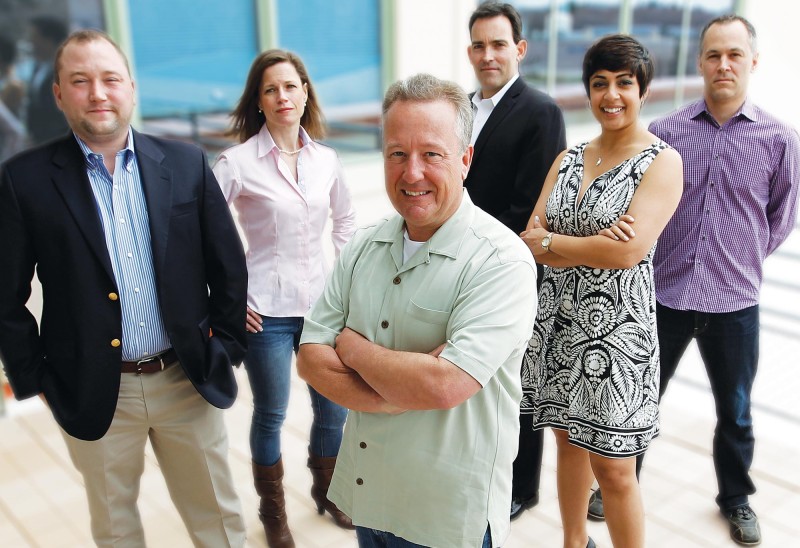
top-left (253, 460), bottom-right (296, 547)
top-left (307, 451), bottom-right (355, 529)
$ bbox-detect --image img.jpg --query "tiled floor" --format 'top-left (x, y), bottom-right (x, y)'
top-left (1, 154), bottom-right (798, 547)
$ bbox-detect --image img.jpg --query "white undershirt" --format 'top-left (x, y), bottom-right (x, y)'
top-left (470, 73), bottom-right (519, 145)
top-left (403, 230), bottom-right (426, 264)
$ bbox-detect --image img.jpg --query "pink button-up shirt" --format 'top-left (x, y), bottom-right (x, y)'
top-left (213, 125), bottom-right (356, 317)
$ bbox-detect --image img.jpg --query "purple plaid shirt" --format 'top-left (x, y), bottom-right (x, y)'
top-left (649, 98), bottom-right (800, 313)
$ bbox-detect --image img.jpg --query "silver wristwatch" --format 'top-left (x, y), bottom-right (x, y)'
top-left (541, 232), bottom-right (554, 251)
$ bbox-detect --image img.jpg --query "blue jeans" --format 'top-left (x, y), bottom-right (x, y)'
top-left (244, 315), bottom-right (348, 466)
top-left (656, 303), bottom-right (759, 510)
top-left (356, 526), bottom-right (491, 548)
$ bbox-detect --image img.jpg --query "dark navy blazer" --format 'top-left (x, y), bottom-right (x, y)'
top-left (0, 130), bottom-right (248, 440)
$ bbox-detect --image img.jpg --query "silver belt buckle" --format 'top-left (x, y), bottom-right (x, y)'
top-left (136, 351), bottom-right (167, 372)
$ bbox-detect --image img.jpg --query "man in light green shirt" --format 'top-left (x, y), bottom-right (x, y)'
top-left (298, 74), bottom-right (538, 548)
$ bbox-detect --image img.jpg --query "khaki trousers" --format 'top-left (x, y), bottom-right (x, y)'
top-left (61, 362), bottom-right (246, 547)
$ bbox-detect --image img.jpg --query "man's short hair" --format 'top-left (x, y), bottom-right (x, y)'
top-left (53, 29), bottom-right (131, 85)
top-left (468, 2), bottom-right (524, 44)
top-left (698, 14), bottom-right (758, 55)
top-left (382, 73), bottom-right (473, 155)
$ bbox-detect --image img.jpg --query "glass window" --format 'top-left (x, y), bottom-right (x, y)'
top-left (515, 0), bottom-right (623, 111)
top-left (511, 0), bottom-right (736, 117)
top-left (128, 0), bottom-right (259, 119)
top-left (515, 0), bottom-right (552, 91)
top-left (632, 0), bottom-right (736, 111)
top-left (0, 0), bottom-right (104, 157)
top-left (276, 0), bottom-right (382, 115)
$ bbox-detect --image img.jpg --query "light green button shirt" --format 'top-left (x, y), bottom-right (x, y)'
top-left (301, 192), bottom-right (538, 548)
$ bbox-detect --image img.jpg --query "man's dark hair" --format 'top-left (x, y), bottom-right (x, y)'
top-left (468, 2), bottom-right (523, 44)
top-left (30, 15), bottom-right (68, 46)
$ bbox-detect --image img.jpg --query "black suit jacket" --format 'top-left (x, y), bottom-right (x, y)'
top-left (465, 77), bottom-right (566, 235)
top-left (0, 130), bottom-right (248, 441)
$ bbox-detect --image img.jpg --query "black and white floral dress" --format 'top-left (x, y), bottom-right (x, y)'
top-left (521, 140), bottom-right (669, 458)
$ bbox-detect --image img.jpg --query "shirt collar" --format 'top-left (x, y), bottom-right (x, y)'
top-left (473, 73), bottom-right (519, 108)
top-left (692, 97), bottom-right (758, 123)
top-left (74, 127), bottom-right (136, 172)
top-left (373, 189), bottom-right (476, 260)
top-left (257, 124), bottom-right (313, 158)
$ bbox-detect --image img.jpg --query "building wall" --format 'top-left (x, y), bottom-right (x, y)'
top-left (746, 0), bottom-right (800, 125)
top-left (387, 0), bottom-right (476, 92)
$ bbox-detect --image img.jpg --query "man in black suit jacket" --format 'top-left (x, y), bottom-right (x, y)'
top-left (465, 2), bottom-right (566, 520)
top-left (0, 30), bottom-right (248, 546)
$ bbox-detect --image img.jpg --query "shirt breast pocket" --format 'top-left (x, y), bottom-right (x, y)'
top-left (401, 300), bottom-right (451, 352)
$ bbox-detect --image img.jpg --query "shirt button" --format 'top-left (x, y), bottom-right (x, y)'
top-left (108, 292), bottom-right (118, 301)
top-left (110, 339), bottom-right (121, 347)
top-left (393, 276), bottom-right (401, 285)
top-left (139, 322), bottom-right (145, 327)
top-left (127, 252), bottom-right (133, 258)
top-left (359, 442), bottom-right (367, 449)
top-left (356, 478), bottom-right (364, 485)
top-left (381, 320), bottom-right (389, 329)
top-left (134, 288), bottom-right (140, 293)
top-left (120, 218), bottom-right (125, 224)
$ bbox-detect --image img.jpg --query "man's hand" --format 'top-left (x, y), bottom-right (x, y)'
top-left (298, 340), bottom-right (407, 414)
top-left (336, 328), bottom-right (447, 369)
top-left (429, 343), bottom-right (445, 357)
top-left (335, 327), bottom-right (371, 368)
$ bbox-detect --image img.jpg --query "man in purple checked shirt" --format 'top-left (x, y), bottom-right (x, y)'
top-left (590, 14), bottom-right (799, 547)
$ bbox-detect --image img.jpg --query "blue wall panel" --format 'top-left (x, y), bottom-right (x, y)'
top-left (276, 0), bottom-right (381, 109)
top-left (129, 0), bottom-right (258, 117)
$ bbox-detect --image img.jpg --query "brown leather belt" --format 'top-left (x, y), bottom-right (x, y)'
top-left (121, 349), bottom-right (178, 374)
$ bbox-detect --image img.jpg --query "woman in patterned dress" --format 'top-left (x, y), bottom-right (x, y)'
top-left (520, 35), bottom-right (683, 548)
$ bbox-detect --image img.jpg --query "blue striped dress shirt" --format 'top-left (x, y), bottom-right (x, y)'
top-left (76, 130), bottom-right (171, 360)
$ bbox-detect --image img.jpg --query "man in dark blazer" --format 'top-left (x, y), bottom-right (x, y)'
top-left (465, 2), bottom-right (566, 520)
top-left (0, 30), bottom-right (248, 547)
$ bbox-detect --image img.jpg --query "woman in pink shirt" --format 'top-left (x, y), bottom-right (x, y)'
top-left (213, 49), bottom-right (356, 547)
